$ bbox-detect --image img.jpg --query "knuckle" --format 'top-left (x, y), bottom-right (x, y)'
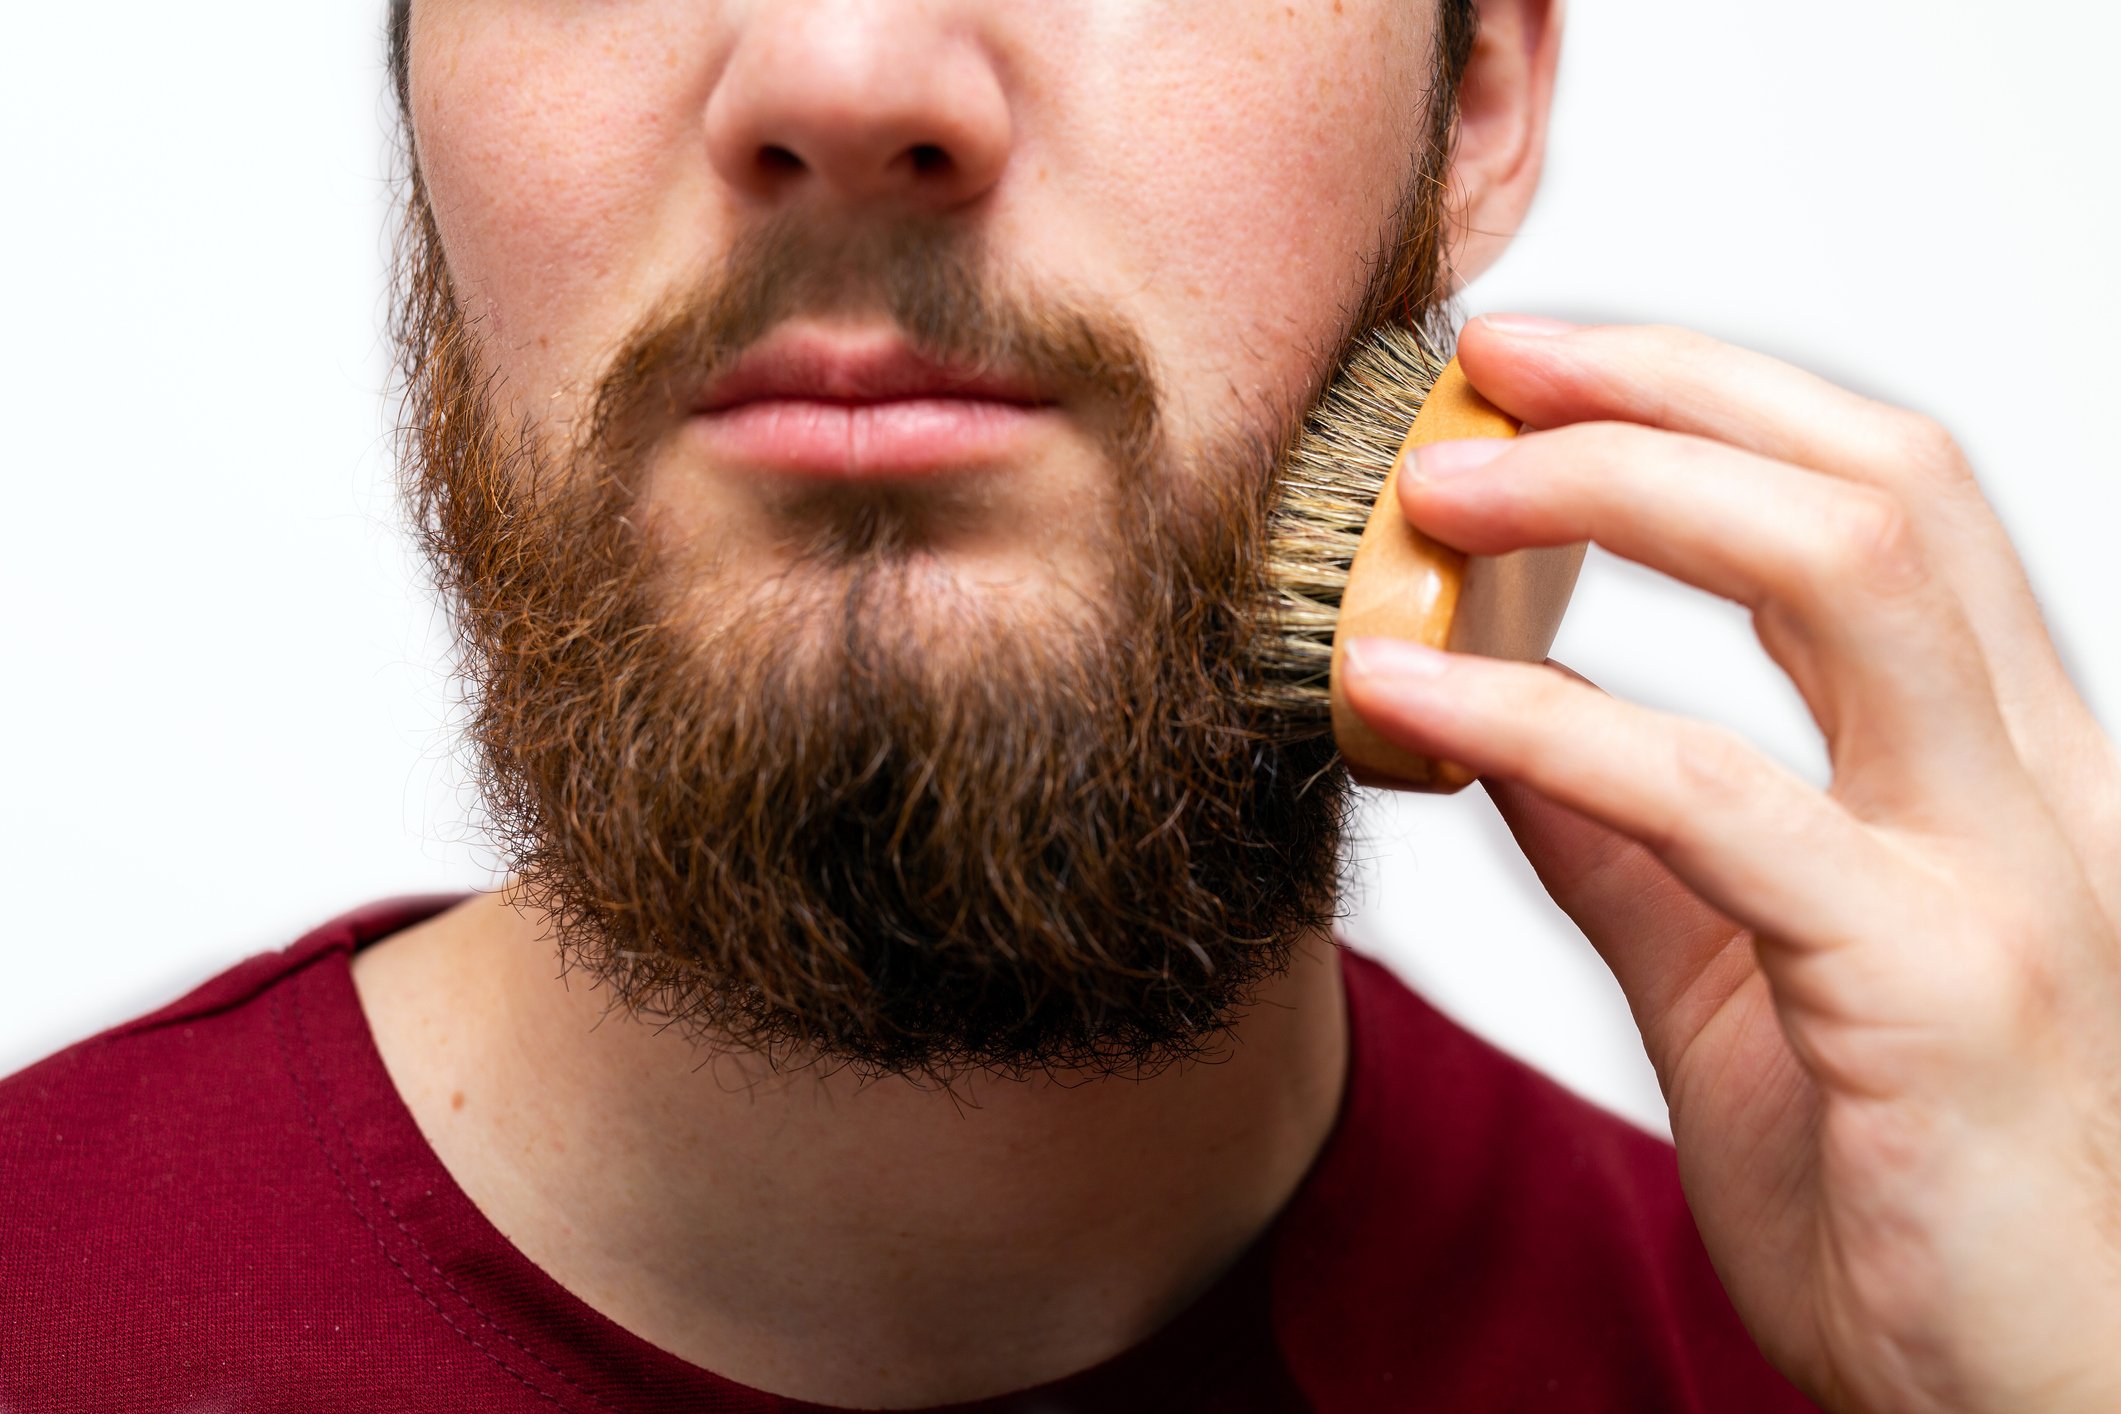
top-left (1531, 421), bottom-right (1642, 494)
top-left (1826, 408), bottom-right (1981, 536)
top-left (1673, 721), bottom-right (1753, 790)
top-left (1948, 919), bottom-right (2062, 1059)
top-left (1661, 722), bottom-right (1762, 850)
top-left (1883, 409), bottom-right (1971, 486)
top-left (1887, 857), bottom-right (2073, 1062)
top-left (1622, 327), bottom-right (1718, 418)
top-left (1813, 487), bottom-right (1930, 601)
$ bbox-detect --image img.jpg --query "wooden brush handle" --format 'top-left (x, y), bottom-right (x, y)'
top-left (1327, 358), bottom-right (1588, 793)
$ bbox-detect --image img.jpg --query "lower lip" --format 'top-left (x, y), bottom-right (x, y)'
top-left (688, 398), bottom-right (1050, 480)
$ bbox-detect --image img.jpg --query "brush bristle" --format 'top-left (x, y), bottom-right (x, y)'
top-left (1250, 324), bottom-right (1449, 724)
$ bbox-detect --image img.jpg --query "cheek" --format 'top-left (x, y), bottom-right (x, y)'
top-left (411, 7), bottom-right (713, 419)
top-left (411, 0), bottom-right (1426, 447)
top-left (1022, 2), bottom-right (1427, 430)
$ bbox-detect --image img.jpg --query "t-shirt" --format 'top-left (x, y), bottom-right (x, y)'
top-left (0, 897), bottom-right (1818, 1412)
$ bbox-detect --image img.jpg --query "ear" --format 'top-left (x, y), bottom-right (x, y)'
top-left (1447, 0), bottom-right (1564, 288)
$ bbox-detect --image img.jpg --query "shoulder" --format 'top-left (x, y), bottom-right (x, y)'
top-left (0, 896), bottom-right (456, 1147)
top-left (0, 896), bottom-right (464, 1408)
top-left (1, 917), bottom-right (341, 1175)
top-left (1268, 949), bottom-right (1816, 1412)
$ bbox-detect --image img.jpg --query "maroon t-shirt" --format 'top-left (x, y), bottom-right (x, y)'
top-left (0, 898), bottom-right (1816, 1412)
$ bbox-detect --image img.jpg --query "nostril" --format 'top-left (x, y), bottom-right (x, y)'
top-left (757, 144), bottom-right (805, 175)
top-left (907, 143), bottom-right (952, 176)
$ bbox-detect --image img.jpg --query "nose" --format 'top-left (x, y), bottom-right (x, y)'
top-left (704, 4), bottom-right (1013, 212)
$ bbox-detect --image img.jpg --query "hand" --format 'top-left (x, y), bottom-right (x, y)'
top-left (1340, 315), bottom-right (2121, 1413)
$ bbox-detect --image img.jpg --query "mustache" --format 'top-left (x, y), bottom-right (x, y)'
top-left (388, 193), bottom-right (1373, 1075)
top-left (580, 213), bottom-right (1163, 478)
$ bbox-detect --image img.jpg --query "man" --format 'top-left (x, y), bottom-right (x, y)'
top-left (5, 1), bottom-right (2118, 1410)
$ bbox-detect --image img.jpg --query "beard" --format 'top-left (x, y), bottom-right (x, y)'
top-left (394, 174), bottom-right (1457, 1078)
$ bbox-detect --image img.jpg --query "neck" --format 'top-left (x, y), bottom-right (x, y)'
top-left (354, 890), bottom-right (1348, 1408)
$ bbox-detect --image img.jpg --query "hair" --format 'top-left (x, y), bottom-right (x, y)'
top-left (394, 209), bottom-right (1361, 1077)
top-left (379, 0), bottom-right (1485, 1076)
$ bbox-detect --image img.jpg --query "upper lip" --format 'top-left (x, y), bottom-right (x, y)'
top-left (695, 328), bottom-right (1053, 412)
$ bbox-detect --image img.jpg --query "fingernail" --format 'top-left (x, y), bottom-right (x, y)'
top-left (1342, 636), bottom-right (1450, 682)
top-left (1475, 312), bottom-right (1577, 338)
top-left (1410, 438), bottom-right (1510, 482)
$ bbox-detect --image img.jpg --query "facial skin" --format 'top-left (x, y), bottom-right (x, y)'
top-left (414, 2), bottom-right (1428, 469)
top-left (362, 0), bottom-right (1560, 1401)
top-left (395, 0), bottom-right (1502, 1072)
top-left (409, 0), bottom-right (1426, 676)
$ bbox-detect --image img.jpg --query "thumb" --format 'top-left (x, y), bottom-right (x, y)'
top-left (1479, 662), bottom-right (1749, 1056)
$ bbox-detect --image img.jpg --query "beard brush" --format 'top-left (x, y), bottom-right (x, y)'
top-left (1256, 325), bottom-right (1588, 792)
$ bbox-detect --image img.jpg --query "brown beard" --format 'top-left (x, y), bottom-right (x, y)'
top-left (393, 154), bottom-right (1461, 1080)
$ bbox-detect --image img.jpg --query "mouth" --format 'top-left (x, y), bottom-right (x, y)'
top-left (688, 323), bottom-right (1058, 482)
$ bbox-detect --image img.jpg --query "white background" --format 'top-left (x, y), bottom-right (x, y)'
top-left (3, 3), bottom-right (2116, 1136)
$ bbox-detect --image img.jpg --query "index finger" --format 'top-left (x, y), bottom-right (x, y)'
top-left (1458, 316), bottom-right (2098, 849)
top-left (1456, 317), bottom-right (1933, 482)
